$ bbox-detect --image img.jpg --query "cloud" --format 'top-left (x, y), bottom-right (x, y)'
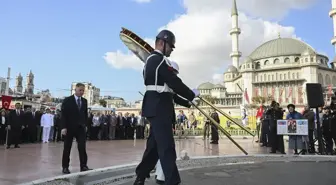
top-left (132, 0), bottom-right (151, 3)
top-left (104, 0), bottom-right (316, 88)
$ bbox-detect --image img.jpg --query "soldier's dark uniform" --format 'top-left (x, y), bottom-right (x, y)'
top-left (134, 30), bottom-right (195, 185)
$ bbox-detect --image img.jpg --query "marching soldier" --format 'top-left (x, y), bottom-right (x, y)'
top-left (155, 60), bottom-right (192, 184)
top-left (134, 30), bottom-right (199, 185)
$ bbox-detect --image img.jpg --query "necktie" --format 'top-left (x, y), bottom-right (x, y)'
top-left (77, 98), bottom-right (81, 109)
top-left (17, 110), bottom-right (19, 116)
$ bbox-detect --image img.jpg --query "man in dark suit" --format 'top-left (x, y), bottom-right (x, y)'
top-left (128, 113), bottom-right (137, 139)
top-left (24, 107), bottom-right (36, 143)
top-left (7, 103), bottom-right (24, 149)
top-left (61, 83), bottom-right (92, 174)
top-left (133, 30), bottom-right (198, 185)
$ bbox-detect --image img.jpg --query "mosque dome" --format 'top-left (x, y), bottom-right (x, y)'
top-left (198, 82), bottom-right (214, 90)
top-left (301, 48), bottom-right (316, 56)
top-left (225, 65), bottom-right (238, 73)
top-left (248, 38), bottom-right (316, 60)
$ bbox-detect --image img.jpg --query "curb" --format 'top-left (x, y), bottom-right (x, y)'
top-left (18, 154), bottom-right (336, 185)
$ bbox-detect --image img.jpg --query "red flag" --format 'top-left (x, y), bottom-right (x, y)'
top-left (288, 87), bottom-right (292, 98)
top-left (328, 85), bottom-right (332, 97)
top-left (1, 95), bottom-right (12, 110)
top-left (256, 105), bottom-right (263, 118)
top-left (254, 88), bottom-right (259, 96)
top-left (244, 88), bottom-right (250, 104)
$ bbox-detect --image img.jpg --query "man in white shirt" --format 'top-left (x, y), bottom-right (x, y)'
top-left (41, 108), bottom-right (54, 143)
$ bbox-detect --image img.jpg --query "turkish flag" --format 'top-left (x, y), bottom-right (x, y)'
top-left (1, 95), bottom-right (12, 110)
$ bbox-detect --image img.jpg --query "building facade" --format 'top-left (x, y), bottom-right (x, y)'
top-left (101, 96), bottom-right (127, 108)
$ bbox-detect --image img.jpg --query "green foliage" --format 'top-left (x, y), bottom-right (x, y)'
top-left (99, 99), bottom-right (107, 107)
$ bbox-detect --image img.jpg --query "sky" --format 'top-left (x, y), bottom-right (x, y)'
top-left (0, 0), bottom-right (334, 102)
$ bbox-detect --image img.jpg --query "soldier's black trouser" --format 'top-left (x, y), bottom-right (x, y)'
top-left (135, 116), bottom-right (180, 185)
top-left (261, 120), bottom-right (270, 146)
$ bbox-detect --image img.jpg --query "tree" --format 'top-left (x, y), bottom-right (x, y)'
top-left (251, 95), bottom-right (266, 104)
top-left (99, 99), bottom-right (107, 107)
top-left (201, 95), bottom-right (218, 105)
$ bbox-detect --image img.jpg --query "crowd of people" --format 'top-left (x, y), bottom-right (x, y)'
top-left (255, 100), bottom-right (336, 155)
top-left (0, 104), bottom-right (215, 148)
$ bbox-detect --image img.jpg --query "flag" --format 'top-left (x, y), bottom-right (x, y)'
top-left (298, 87), bottom-right (303, 104)
top-left (254, 88), bottom-right (259, 96)
top-left (256, 105), bottom-right (263, 118)
top-left (288, 87), bottom-right (292, 98)
top-left (1, 95), bottom-right (12, 110)
top-left (244, 88), bottom-right (250, 104)
top-left (328, 85), bottom-right (332, 97)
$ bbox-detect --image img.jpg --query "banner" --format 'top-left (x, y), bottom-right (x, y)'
top-left (1, 95), bottom-right (12, 110)
top-left (277, 119), bottom-right (308, 135)
top-left (244, 88), bottom-right (250, 104)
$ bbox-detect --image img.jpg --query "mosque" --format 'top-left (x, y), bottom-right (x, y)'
top-left (195, 0), bottom-right (336, 115)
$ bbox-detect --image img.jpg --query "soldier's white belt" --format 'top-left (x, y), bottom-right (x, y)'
top-left (145, 85), bottom-right (172, 93)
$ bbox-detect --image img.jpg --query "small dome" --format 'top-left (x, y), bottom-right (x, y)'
top-left (212, 84), bottom-right (225, 89)
top-left (225, 65), bottom-right (238, 73)
top-left (243, 57), bottom-right (253, 63)
top-left (198, 82), bottom-right (214, 90)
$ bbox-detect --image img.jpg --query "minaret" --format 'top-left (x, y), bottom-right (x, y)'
top-left (329, 0), bottom-right (336, 51)
top-left (15, 73), bottom-right (23, 93)
top-left (5, 67), bottom-right (10, 95)
top-left (230, 0), bottom-right (241, 68)
top-left (26, 70), bottom-right (34, 95)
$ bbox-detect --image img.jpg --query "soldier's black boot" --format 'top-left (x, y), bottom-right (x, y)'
top-left (133, 177), bottom-right (145, 185)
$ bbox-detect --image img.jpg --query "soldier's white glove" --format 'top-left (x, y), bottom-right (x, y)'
top-left (190, 97), bottom-right (200, 106)
top-left (192, 89), bottom-right (200, 97)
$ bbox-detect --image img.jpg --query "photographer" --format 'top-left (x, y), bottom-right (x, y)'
top-left (302, 105), bottom-right (316, 153)
top-left (267, 101), bottom-right (285, 154)
top-left (321, 106), bottom-right (333, 154)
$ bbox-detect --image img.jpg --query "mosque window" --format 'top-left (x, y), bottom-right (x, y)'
top-left (252, 64), bottom-right (254, 68)
top-left (276, 73), bottom-right (278, 80)
top-left (264, 74), bottom-right (266, 80)
top-left (284, 74), bottom-right (286, 80)
top-left (247, 64), bottom-right (250, 68)
top-left (264, 60), bottom-right (269, 65)
top-left (305, 58), bottom-right (308, 62)
top-left (292, 73), bottom-right (295, 79)
top-left (295, 57), bottom-right (299, 62)
top-left (280, 74), bottom-right (282, 80)
top-left (319, 59), bottom-right (323, 64)
top-left (296, 72), bottom-right (299, 78)
top-left (274, 58), bottom-right (279, 64)
top-left (268, 75), bottom-right (270, 81)
top-left (284, 58), bottom-right (290, 63)
top-left (260, 75), bottom-right (263, 81)
top-left (310, 57), bottom-right (314, 62)
top-left (272, 75), bottom-right (274, 80)
top-left (255, 62), bottom-right (261, 69)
